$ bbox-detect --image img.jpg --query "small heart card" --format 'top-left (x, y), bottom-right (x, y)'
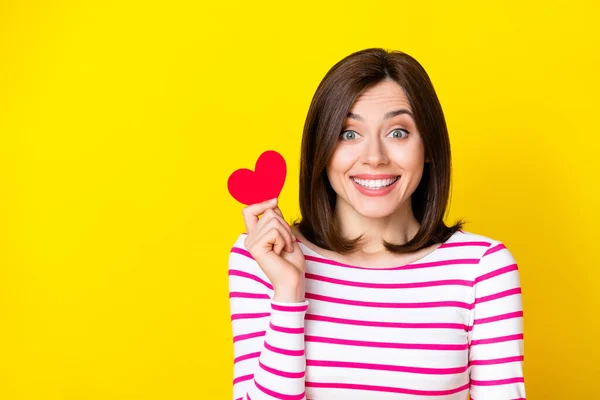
top-left (227, 150), bottom-right (287, 205)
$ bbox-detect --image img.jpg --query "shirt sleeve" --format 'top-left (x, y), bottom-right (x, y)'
top-left (228, 233), bottom-right (308, 400)
top-left (467, 240), bottom-right (526, 400)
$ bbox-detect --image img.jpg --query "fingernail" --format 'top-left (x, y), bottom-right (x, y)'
top-left (269, 198), bottom-right (277, 203)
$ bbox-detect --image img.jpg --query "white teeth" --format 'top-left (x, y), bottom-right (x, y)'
top-left (351, 176), bottom-right (399, 189)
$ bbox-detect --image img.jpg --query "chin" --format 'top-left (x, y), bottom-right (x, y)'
top-left (354, 202), bottom-right (398, 219)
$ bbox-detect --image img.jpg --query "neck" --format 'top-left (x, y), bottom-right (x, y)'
top-left (333, 198), bottom-right (420, 255)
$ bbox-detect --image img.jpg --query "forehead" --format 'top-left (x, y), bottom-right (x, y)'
top-left (349, 80), bottom-right (411, 112)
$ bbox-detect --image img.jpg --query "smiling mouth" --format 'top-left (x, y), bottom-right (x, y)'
top-left (350, 176), bottom-right (400, 189)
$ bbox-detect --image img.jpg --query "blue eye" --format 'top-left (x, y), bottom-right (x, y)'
top-left (340, 130), bottom-right (359, 141)
top-left (339, 129), bottom-right (409, 141)
top-left (388, 129), bottom-right (409, 139)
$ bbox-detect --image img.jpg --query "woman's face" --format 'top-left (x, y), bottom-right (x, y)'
top-left (326, 79), bottom-right (426, 219)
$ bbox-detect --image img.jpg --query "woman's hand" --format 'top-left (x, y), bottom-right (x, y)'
top-left (242, 198), bottom-right (306, 303)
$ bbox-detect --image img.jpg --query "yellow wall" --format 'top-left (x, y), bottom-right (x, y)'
top-left (1, 1), bottom-right (598, 398)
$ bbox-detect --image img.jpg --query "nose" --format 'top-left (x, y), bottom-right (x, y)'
top-left (361, 137), bottom-right (389, 167)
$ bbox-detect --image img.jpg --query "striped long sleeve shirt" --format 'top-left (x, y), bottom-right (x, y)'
top-left (228, 229), bottom-right (526, 399)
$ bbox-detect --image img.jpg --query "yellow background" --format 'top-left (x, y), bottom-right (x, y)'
top-left (1, 1), bottom-right (598, 398)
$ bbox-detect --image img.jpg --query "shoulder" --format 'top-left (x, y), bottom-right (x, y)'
top-left (228, 232), bottom-right (254, 269)
top-left (456, 230), bottom-right (515, 257)
top-left (460, 230), bottom-right (520, 283)
top-left (230, 232), bottom-right (250, 252)
top-left (227, 233), bottom-right (273, 288)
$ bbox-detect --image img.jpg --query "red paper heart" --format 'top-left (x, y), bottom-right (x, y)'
top-left (227, 150), bottom-right (287, 205)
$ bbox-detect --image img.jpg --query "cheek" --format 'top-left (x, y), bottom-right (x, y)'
top-left (394, 141), bottom-right (425, 167)
top-left (328, 149), bottom-right (354, 175)
top-left (332, 147), bottom-right (360, 168)
top-left (405, 153), bottom-right (425, 169)
top-left (326, 154), bottom-right (354, 194)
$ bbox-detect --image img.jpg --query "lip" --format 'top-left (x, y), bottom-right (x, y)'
top-left (350, 176), bottom-right (400, 197)
top-left (351, 174), bottom-right (399, 179)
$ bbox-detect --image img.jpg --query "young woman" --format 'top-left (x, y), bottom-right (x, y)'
top-left (228, 48), bottom-right (525, 400)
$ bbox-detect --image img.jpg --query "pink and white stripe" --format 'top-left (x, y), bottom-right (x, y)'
top-left (228, 230), bottom-right (526, 399)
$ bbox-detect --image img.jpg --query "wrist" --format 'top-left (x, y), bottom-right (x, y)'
top-left (273, 285), bottom-right (304, 303)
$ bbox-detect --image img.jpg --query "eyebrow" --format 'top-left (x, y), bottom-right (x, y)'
top-left (347, 109), bottom-right (413, 122)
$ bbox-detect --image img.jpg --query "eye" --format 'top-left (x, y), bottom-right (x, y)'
top-left (340, 130), bottom-right (360, 141)
top-left (388, 128), bottom-right (409, 139)
top-left (339, 128), bottom-right (409, 141)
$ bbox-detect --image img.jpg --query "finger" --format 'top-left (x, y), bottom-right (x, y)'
top-left (245, 208), bottom-right (282, 251)
top-left (242, 198), bottom-right (278, 233)
top-left (255, 215), bottom-right (294, 253)
top-left (264, 227), bottom-right (285, 256)
top-left (266, 211), bottom-right (294, 252)
top-left (247, 206), bottom-right (293, 252)
top-left (265, 208), bottom-right (295, 243)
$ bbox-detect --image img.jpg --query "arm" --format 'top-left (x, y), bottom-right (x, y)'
top-left (228, 233), bottom-right (308, 400)
top-left (468, 240), bottom-right (526, 399)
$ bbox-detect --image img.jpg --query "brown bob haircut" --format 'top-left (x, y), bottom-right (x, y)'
top-left (291, 48), bottom-right (466, 255)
